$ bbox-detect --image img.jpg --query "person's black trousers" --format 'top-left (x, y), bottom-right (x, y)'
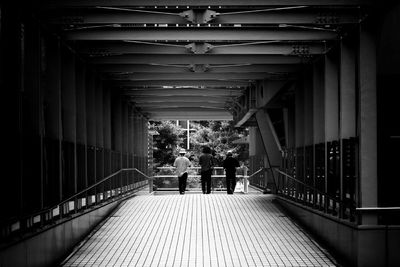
top-left (201, 169), bottom-right (212, 194)
top-left (226, 173), bottom-right (236, 194)
top-left (178, 172), bottom-right (188, 194)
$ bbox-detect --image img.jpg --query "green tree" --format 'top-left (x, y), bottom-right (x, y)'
top-left (150, 121), bottom-right (184, 167)
top-left (190, 120), bottom-right (248, 166)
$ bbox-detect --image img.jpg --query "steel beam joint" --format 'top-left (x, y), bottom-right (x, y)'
top-left (179, 9), bottom-right (219, 24)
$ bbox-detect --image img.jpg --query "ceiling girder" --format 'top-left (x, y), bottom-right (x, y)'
top-left (131, 95), bottom-right (237, 103)
top-left (63, 28), bottom-right (338, 41)
top-left (133, 102), bottom-right (228, 108)
top-left (78, 42), bottom-right (327, 55)
top-left (142, 108), bottom-right (232, 118)
top-left (106, 72), bottom-right (290, 80)
top-left (112, 80), bottom-right (252, 87)
top-left (44, 10), bottom-right (361, 25)
top-left (40, 0), bottom-right (372, 8)
top-left (90, 54), bottom-right (305, 64)
top-left (123, 89), bottom-right (243, 96)
top-left (97, 64), bottom-right (301, 73)
top-left (148, 113), bottom-right (233, 121)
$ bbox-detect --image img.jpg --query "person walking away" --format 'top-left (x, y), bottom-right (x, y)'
top-left (223, 151), bottom-right (240, 194)
top-left (173, 149), bottom-right (191, 195)
top-left (199, 146), bottom-right (214, 194)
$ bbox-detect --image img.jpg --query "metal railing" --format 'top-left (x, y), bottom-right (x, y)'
top-left (245, 167), bottom-right (268, 193)
top-left (153, 166), bottom-right (250, 193)
top-left (1, 168), bottom-right (150, 241)
top-left (274, 167), bottom-right (360, 224)
top-left (246, 167), bottom-right (400, 225)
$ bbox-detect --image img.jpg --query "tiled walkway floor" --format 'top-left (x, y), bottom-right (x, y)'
top-left (61, 193), bottom-right (338, 267)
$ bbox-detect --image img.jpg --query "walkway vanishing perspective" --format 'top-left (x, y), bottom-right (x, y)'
top-left (61, 194), bottom-right (338, 267)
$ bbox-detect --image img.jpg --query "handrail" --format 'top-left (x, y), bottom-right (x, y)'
top-left (274, 168), bottom-right (342, 203)
top-left (246, 167), bottom-right (265, 180)
top-left (41, 168), bottom-right (149, 217)
top-left (1, 168), bottom-right (150, 231)
top-left (130, 168), bottom-right (152, 180)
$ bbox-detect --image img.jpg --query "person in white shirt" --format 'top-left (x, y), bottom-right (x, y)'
top-left (173, 149), bottom-right (191, 195)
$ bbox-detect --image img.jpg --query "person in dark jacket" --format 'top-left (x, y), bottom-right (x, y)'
top-left (223, 151), bottom-right (240, 194)
top-left (199, 146), bottom-right (214, 194)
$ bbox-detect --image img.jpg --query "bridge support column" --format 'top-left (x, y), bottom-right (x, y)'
top-left (61, 47), bottom-right (77, 199)
top-left (86, 71), bottom-right (97, 204)
top-left (340, 35), bottom-right (357, 219)
top-left (358, 21), bottom-right (378, 225)
top-left (76, 60), bottom-right (87, 194)
top-left (255, 109), bottom-right (281, 192)
top-left (43, 35), bottom-right (63, 207)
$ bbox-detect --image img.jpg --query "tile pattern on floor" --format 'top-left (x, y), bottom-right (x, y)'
top-left (61, 194), bottom-right (338, 267)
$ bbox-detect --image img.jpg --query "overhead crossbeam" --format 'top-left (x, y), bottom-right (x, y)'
top-left (80, 42), bottom-right (327, 55)
top-left (123, 89), bottom-right (243, 96)
top-left (96, 64), bottom-right (301, 73)
top-left (90, 54), bottom-right (305, 64)
top-left (133, 102), bottom-right (228, 108)
top-left (148, 114), bottom-right (233, 121)
top-left (44, 10), bottom-right (362, 25)
top-left (105, 72), bottom-right (291, 80)
top-left (63, 28), bottom-right (338, 41)
top-left (128, 95), bottom-right (237, 101)
top-left (140, 107), bottom-right (233, 119)
top-left (112, 80), bottom-right (252, 87)
top-left (39, 0), bottom-right (373, 9)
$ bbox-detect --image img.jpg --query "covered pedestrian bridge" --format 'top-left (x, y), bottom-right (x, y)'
top-left (1, 1), bottom-right (400, 266)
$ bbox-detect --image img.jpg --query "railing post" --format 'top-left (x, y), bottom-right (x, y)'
top-left (149, 176), bottom-right (153, 193)
top-left (243, 167), bottom-right (248, 194)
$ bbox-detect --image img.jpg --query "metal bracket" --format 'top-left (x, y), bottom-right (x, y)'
top-left (188, 64), bottom-right (210, 73)
top-left (185, 42), bottom-right (213, 54)
top-left (179, 9), bottom-right (219, 24)
top-left (314, 13), bottom-right (340, 25)
top-left (291, 45), bottom-right (310, 55)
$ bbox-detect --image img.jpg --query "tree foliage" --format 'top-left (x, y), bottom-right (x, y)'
top-left (150, 120), bottom-right (248, 169)
top-left (151, 121), bottom-right (183, 167)
top-left (189, 121), bottom-right (248, 166)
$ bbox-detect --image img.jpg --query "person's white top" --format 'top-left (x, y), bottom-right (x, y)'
top-left (173, 155), bottom-right (191, 177)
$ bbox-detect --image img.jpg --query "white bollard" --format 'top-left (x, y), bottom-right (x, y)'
top-left (243, 168), bottom-right (248, 193)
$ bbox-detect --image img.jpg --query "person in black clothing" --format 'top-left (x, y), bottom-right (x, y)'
top-left (199, 146), bottom-right (214, 194)
top-left (223, 151), bottom-right (240, 194)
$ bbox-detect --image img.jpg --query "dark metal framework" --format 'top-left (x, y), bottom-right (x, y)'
top-left (33, 0), bottom-right (371, 120)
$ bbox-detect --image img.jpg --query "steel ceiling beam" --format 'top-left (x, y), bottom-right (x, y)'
top-left (44, 10), bottom-right (361, 25)
top-left (90, 54), bottom-right (305, 64)
top-left (201, 43), bottom-right (327, 55)
top-left (97, 64), bottom-right (191, 73)
top-left (148, 114), bottom-right (233, 121)
top-left (135, 102), bottom-right (228, 108)
top-left (113, 80), bottom-right (251, 87)
top-left (78, 42), bottom-right (188, 55)
top-left (107, 72), bottom-right (290, 80)
top-left (77, 42), bottom-right (327, 55)
top-left (129, 96), bottom-right (236, 102)
top-left (44, 12), bottom-right (187, 25)
top-left (214, 12), bottom-right (361, 25)
top-left (97, 64), bottom-right (301, 73)
top-left (123, 89), bottom-right (243, 96)
top-left (63, 28), bottom-right (338, 41)
top-left (141, 108), bottom-right (233, 120)
top-left (40, 0), bottom-right (373, 8)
